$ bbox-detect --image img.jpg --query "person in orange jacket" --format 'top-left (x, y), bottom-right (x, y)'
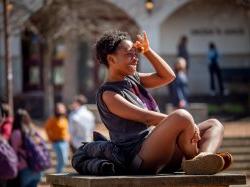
top-left (45, 103), bottom-right (70, 173)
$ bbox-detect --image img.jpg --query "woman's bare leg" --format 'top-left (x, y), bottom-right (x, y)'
top-left (198, 119), bottom-right (224, 153)
top-left (138, 109), bottom-right (199, 172)
top-left (181, 119), bottom-right (225, 175)
top-left (158, 145), bottom-right (183, 173)
top-left (159, 119), bottom-right (224, 173)
top-left (157, 118), bottom-right (224, 174)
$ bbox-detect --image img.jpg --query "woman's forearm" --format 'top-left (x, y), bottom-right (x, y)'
top-left (144, 48), bottom-right (175, 80)
top-left (145, 110), bottom-right (168, 126)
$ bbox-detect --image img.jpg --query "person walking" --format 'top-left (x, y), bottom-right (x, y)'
top-left (177, 35), bottom-right (190, 71)
top-left (45, 103), bottom-right (70, 173)
top-left (10, 109), bottom-right (42, 187)
top-left (69, 95), bottom-right (95, 152)
top-left (169, 57), bottom-right (189, 109)
top-left (207, 42), bottom-right (225, 96)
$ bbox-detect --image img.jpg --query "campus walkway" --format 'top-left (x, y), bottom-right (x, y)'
top-left (223, 119), bottom-right (250, 137)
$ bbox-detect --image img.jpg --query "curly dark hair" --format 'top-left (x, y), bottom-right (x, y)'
top-left (95, 30), bottom-right (130, 67)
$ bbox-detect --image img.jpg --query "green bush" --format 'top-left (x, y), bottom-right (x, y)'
top-left (208, 103), bottom-right (245, 115)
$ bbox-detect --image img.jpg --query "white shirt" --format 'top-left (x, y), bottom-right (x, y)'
top-left (69, 106), bottom-right (95, 149)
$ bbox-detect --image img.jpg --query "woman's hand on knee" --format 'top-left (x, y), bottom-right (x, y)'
top-left (191, 126), bottom-right (201, 144)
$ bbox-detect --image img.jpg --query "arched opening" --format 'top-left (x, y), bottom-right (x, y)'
top-left (160, 0), bottom-right (250, 94)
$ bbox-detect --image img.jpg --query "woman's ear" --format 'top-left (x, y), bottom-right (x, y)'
top-left (107, 54), bottom-right (116, 65)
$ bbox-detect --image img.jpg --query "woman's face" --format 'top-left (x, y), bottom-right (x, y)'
top-left (22, 114), bottom-right (31, 125)
top-left (109, 40), bottom-right (138, 75)
top-left (56, 103), bottom-right (67, 116)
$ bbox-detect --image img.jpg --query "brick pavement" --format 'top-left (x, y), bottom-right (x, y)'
top-left (223, 120), bottom-right (250, 137)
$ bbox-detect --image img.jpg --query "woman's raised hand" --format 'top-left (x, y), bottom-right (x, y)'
top-left (134, 31), bottom-right (150, 54)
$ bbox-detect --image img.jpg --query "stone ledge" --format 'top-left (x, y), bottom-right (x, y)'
top-left (46, 172), bottom-right (246, 187)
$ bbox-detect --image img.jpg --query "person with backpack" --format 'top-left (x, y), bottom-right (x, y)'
top-left (0, 103), bottom-right (18, 187)
top-left (45, 102), bottom-right (70, 173)
top-left (10, 109), bottom-right (42, 187)
top-left (207, 42), bottom-right (225, 96)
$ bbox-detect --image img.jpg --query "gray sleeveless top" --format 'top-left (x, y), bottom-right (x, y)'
top-left (96, 73), bottom-right (159, 158)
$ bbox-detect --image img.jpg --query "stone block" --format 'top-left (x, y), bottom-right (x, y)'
top-left (46, 173), bottom-right (246, 187)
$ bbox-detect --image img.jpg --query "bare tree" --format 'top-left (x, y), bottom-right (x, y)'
top-left (2, 0), bottom-right (139, 118)
top-left (3, 0), bottom-right (13, 115)
top-left (23, 0), bottom-right (140, 117)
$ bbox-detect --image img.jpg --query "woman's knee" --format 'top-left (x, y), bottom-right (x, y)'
top-left (207, 118), bottom-right (224, 135)
top-left (171, 109), bottom-right (194, 127)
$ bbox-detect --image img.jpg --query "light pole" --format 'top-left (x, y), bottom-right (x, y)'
top-left (3, 0), bottom-right (13, 115)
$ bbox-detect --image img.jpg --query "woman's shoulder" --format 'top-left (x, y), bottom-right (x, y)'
top-left (96, 73), bottom-right (140, 97)
top-left (97, 81), bottom-right (124, 95)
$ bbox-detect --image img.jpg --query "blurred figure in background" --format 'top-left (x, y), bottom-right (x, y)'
top-left (177, 35), bottom-right (190, 71)
top-left (10, 109), bottom-right (42, 187)
top-left (0, 102), bottom-right (17, 187)
top-left (45, 103), bottom-right (70, 173)
top-left (0, 103), bottom-right (13, 141)
top-left (169, 57), bottom-right (189, 109)
top-left (207, 42), bottom-right (224, 96)
top-left (0, 103), bottom-right (5, 187)
top-left (69, 95), bottom-right (95, 152)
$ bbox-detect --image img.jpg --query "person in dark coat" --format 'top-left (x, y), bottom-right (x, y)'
top-left (207, 42), bottom-right (224, 96)
top-left (177, 36), bottom-right (190, 71)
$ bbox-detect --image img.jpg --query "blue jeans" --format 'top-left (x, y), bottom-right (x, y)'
top-left (19, 168), bottom-right (41, 187)
top-left (52, 141), bottom-right (69, 173)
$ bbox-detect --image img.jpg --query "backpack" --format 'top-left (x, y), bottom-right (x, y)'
top-left (23, 131), bottom-right (51, 172)
top-left (0, 136), bottom-right (18, 180)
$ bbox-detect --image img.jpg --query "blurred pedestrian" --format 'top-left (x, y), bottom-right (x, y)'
top-left (10, 109), bottom-right (42, 187)
top-left (207, 42), bottom-right (224, 96)
top-left (45, 103), bottom-right (70, 173)
top-left (0, 103), bottom-right (13, 141)
top-left (177, 35), bottom-right (190, 71)
top-left (169, 57), bottom-right (189, 109)
top-left (69, 95), bottom-right (95, 152)
top-left (0, 107), bottom-right (6, 187)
